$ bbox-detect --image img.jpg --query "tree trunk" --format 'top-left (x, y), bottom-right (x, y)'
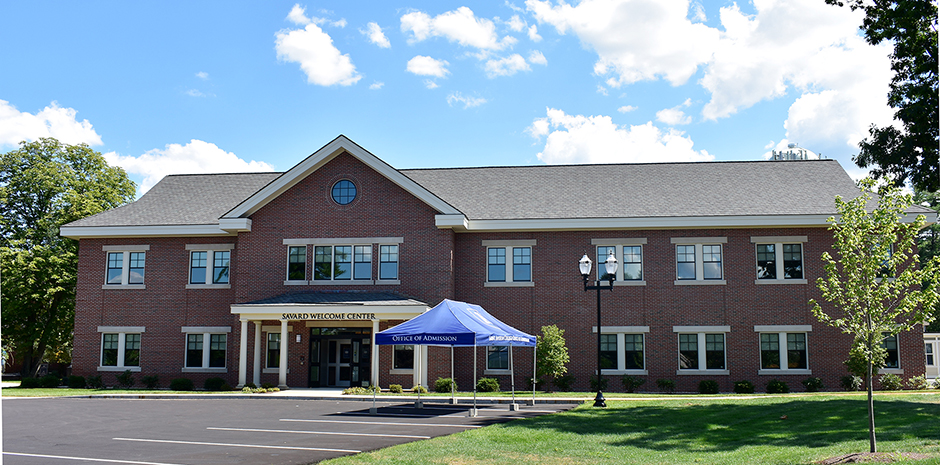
top-left (867, 344), bottom-right (877, 453)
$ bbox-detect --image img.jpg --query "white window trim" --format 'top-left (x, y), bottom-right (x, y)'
top-left (751, 236), bottom-right (809, 284)
top-left (181, 326), bottom-right (231, 373)
top-left (262, 326), bottom-right (291, 373)
top-left (376, 243), bottom-right (401, 285)
top-left (591, 239), bottom-right (647, 286)
top-left (484, 346), bottom-right (512, 374)
top-left (591, 326), bottom-right (650, 375)
top-left (390, 344), bottom-right (416, 374)
top-left (674, 326), bottom-right (730, 375)
top-left (97, 326), bottom-right (145, 372)
top-left (186, 244), bottom-right (234, 289)
top-left (102, 245), bottom-right (149, 289)
top-left (483, 240), bottom-right (536, 287)
top-left (754, 325), bottom-right (812, 375)
top-left (284, 245), bottom-right (307, 285)
top-left (671, 238), bottom-right (727, 285)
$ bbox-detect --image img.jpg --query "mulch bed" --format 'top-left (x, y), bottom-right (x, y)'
top-left (817, 452), bottom-right (933, 464)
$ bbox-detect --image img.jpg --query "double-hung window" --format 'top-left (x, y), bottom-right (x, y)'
top-left (671, 238), bottom-right (727, 284)
top-left (283, 238), bottom-right (402, 285)
top-left (392, 345), bottom-right (414, 371)
top-left (752, 236), bottom-right (808, 284)
top-left (314, 245), bottom-right (372, 281)
top-left (674, 326), bottom-right (730, 375)
top-left (186, 244), bottom-right (234, 289)
top-left (483, 240), bottom-right (535, 287)
top-left (590, 239), bottom-right (647, 285)
top-left (379, 245), bottom-right (399, 280)
top-left (287, 246), bottom-right (307, 282)
top-left (881, 333), bottom-right (900, 370)
top-left (486, 346), bottom-right (510, 372)
top-left (102, 245), bottom-right (149, 288)
top-left (266, 332), bottom-right (281, 369)
top-left (593, 326), bottom-right (649, 373)
top-left (754, 325), bottom-right (811, 374)
top-left (98, 326), bottom-right (144, 371)
top-left (182, 326), bottom-right (230, 372)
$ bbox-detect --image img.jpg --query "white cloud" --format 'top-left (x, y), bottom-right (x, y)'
top-left (369, 81), bottom-right (384, 90)
top-left (527, 108), bottom-right (712, 164)
top-left (527, 24), bottom-right (542, 42)
top-left (0, 100), bottom-right (103, 148)
top-left (104, 140), bottom-right (275, 194)
top-left (275, 20), bottom-right (362, 86)
top-left (406, 55), bottom-right (450, 77)
top-left (196, 71), bottom-right (209, 80)
top-left (286, 4), bottom-right (346, 28)
top-left (424, 80), bottom-right (440, 89)
top-left (400, 7), bottom-right (514, 51)
top-left (485, 54), bottom-right (530, 78)
top-left (507, 15), bottom-right (526, 32)
top-left (528, 50), bottom-right (547, 65)
top-left (447, 92), bottom-right (487, 108)
top-left (185, 89), bottom-right (208, 97)
top-left (363, 22), bottom-right (391, 48)
top-left (617, 105), bottom-right (637, 113)
top-left (690, 1), bottom-right (707, 22)
top-left (656, 98), bottom-right (692, 125)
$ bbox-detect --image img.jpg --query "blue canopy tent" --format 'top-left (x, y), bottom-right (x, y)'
top-left (375, 299), bottom-right (537, 414)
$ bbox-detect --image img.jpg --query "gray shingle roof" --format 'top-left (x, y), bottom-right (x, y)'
top-left (240, 291), bottom-right (427, 306)
top-left (67, 172), bottom-right (281, 227)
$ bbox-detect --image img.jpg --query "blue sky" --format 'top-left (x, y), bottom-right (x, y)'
top-left (1, 1), bottom-right (893, 194)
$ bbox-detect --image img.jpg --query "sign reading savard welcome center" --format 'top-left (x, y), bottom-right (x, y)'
top-left (280, 312), bottom-right (377, 321)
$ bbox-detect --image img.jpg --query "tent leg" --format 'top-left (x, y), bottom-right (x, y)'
top-left (469, 343), bottom-right (478, 417)
top-left (532, 345), bottom-right (537, 406)
top-left (415, 347), bottom-right (423, 409)
top-left (451, 346), bottom-right (457, 404)
top-left (509, 346), bottom-right (519, 411)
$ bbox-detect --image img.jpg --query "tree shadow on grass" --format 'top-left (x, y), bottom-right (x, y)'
top-left (516, 397), bottom-right (940, 453)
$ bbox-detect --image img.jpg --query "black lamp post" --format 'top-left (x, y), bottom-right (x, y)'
top-left (580, 251), bottom-right (618, 408)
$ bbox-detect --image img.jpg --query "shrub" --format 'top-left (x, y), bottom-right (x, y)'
top-left (434, 377), bottom-right (458, 393)
top-left (86, 375), bottom-right (104, 389)
top-left (801, 377), bottom-right (824, 392)
top-left (733, 380), bottom-right (754, 394)
top-left (527, 377), bottom-right (545, 390)
top-left (343, 386), bottom-right (373, 395)
top-left (141, 375), bottom-right (159, 389)
top-left (906, 375), bottom-right (929, 390)
top-left (412, 385), bottom-right (429, 394)
top-left (389, 384), bottom-right (403, 393)
top-left (766, 379), bottom-right (790, 394)
top-left (261, 382), bottom-right (276, 389)
top-left (19, 377), bottom-right (40, 389)
top-left (656, 378), bottom-right (676, 393)
top-left (115, 370), bottom-right (135, 389)
top-left (553, 374), bottom-right (575, 392)
top-left (699, 380), bottom-right (720, 394)
top-left (242, 386), bottom-right (253, 393)
top-left (68, 375), bottom-right (86, 389)
top-left (40, 374), bottom-right (62, 388)
top-left (933, 379), bottom-right (940, 390)
top-left (169, 378), bottom-right (194, 391)
top-left (243, 382), bottom-right (257, 389)
top-left (204, 377), bottom-right (227, 391)
top-left (477, 377), bottom-right (500, 393)
top-left (841, 375), bottom-right (863, 391)
top-left (879, 373), bottom-right (903, 391)
top-left (589, 375), bottom-right (608, 392)
top-left (621, 375), bottom-right (646, 393)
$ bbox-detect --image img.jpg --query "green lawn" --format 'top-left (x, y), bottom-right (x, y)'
top-left (323, 394), bottom-right (940, 465)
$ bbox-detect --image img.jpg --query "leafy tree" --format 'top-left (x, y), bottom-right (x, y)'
top-left (914, 189), bottom-right (940, 331)
top-left (810, 179), bottom-right (940, 453)
top-left (535, 325), bottom-right (570, 391)
top-left (825, 0), bottom-right (938, 192)
top-left (1, 138), bottom-right (136, 377)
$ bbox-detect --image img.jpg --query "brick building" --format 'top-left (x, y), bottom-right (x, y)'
top-left (61, 135), bottom-right (932, 392)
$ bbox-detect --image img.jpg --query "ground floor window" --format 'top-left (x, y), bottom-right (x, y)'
top-left (882, 333), bottom-right (899, 369)
top-left (98, 328), bottom-right (143, 371)
top-left (675, 326), bottom-right (729, 374)
top-left (183, 328), bottom-right (229, 371)
top-left (393, 345), bottom-right (414, 370)
top-left (595, 327), bottom-right (648, 373)
top-left (487, 346), bottom-right (509, 370)
top-left (267, 333), bottom-right (281, 368)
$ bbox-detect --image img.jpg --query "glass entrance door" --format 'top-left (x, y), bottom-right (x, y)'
top-left (308, 327), bottom-right (372, 388)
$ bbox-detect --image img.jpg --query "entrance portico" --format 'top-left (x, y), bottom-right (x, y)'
top-left (231, 292), bottom-right (428, 389)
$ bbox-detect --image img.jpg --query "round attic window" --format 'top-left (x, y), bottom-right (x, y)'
top-left (331, 179), bottom-right (357, 205)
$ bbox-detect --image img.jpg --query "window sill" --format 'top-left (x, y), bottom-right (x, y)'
top-left (484, 282), bottom-right (535, 288)
top-left (389, 369), bottom-right (414, 375)
top-left (309, 280), bottom-right (375, 285)
top-left (101, 284), bottom-right (146, 290)
top-left (754, 279), bottom-right (808, 285)
top-left (602, 369), bottom-right (649, 376)
top-left (758, 369), bottom-right (811, 376)
top-left (182, 367), bottom-right (228, 373)
top-left (484, 369), bottom-right (512, 375)
top-left (262, 368), bottom-right (290, 374)
top-left (674, 280), bottom-right (727, 286)
top-left (878, 368), bottom-right (903, 375)
top-left (98, 366), bottom-right (141, 372)
top-left (186, 284), bottom-right (231, 289)
top-left (613, 281), bottom-right (646, 287)
top-left (284, 280), bottom-right (308, 286)
top-left (676, 369), bottom-right (729, 376)
top-left (376, 279), bottom-right (401, 285)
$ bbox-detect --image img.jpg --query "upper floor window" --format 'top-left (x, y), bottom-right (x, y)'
top-left (379, 245), bottom-right (399, 280)
top-left (671, 238), bottom-right (727, 285)
top-left (674, 326), bottom-right (730, 374)
top-left (331, 179), bottom-right (357, 205)
top-left (591, 239), bottom-right (646, 284)
top-left (98, 326), bottom-right (144, 371)
top-left (186, 244), bottom-right (234, 289)
top-left (483, 240), bottom-right (536, 287)
top-left (287, 246), bottom-right (307, 281)
top-left (752, 236), bottom-right (808, 284)
top-left (283, 237), bottom-right (403, 285)
top-left (102, 246), bottom-right (149, 288)
top-left (315, 245), bottom-right (372, 281)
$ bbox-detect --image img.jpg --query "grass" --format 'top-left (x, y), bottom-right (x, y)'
top-left (322, 393), bottom-right (940, 465)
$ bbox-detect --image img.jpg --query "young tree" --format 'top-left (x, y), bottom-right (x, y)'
top-left (810, 179), bottom-right (940, 453)
top-left (535, 325), bottom-right (570, 391)
top-left (1, 138), bottom-right (136, 377)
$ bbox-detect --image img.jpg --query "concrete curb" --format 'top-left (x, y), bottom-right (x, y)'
top-left (43, 393), bottom-right (587, 404)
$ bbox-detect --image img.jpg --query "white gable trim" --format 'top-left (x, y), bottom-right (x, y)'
top-left (223, 135), bottom-right (462, 219)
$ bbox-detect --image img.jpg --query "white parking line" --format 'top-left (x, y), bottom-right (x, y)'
top-left (3, 451), bottom-right (186, 465)
top-left (207, 426), bottom-right (430, 439)
top-left (112, 437), bottom-right (359, 453)
top-left (280, 418), bottom-right (481, 428)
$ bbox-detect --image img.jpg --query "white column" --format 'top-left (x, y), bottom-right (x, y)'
top-left (252, 321), bottom-right (262, 386)
top-left (278, 320), bottom-right (288, 389)
top-left (237, 319), bottom-right (248, 388)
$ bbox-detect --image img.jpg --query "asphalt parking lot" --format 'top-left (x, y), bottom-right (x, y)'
top-left (2, 397), bottom-right (577, 465)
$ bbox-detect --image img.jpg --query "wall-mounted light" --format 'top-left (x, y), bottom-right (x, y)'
top-left (296, 334), bottom-right (301, 343)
